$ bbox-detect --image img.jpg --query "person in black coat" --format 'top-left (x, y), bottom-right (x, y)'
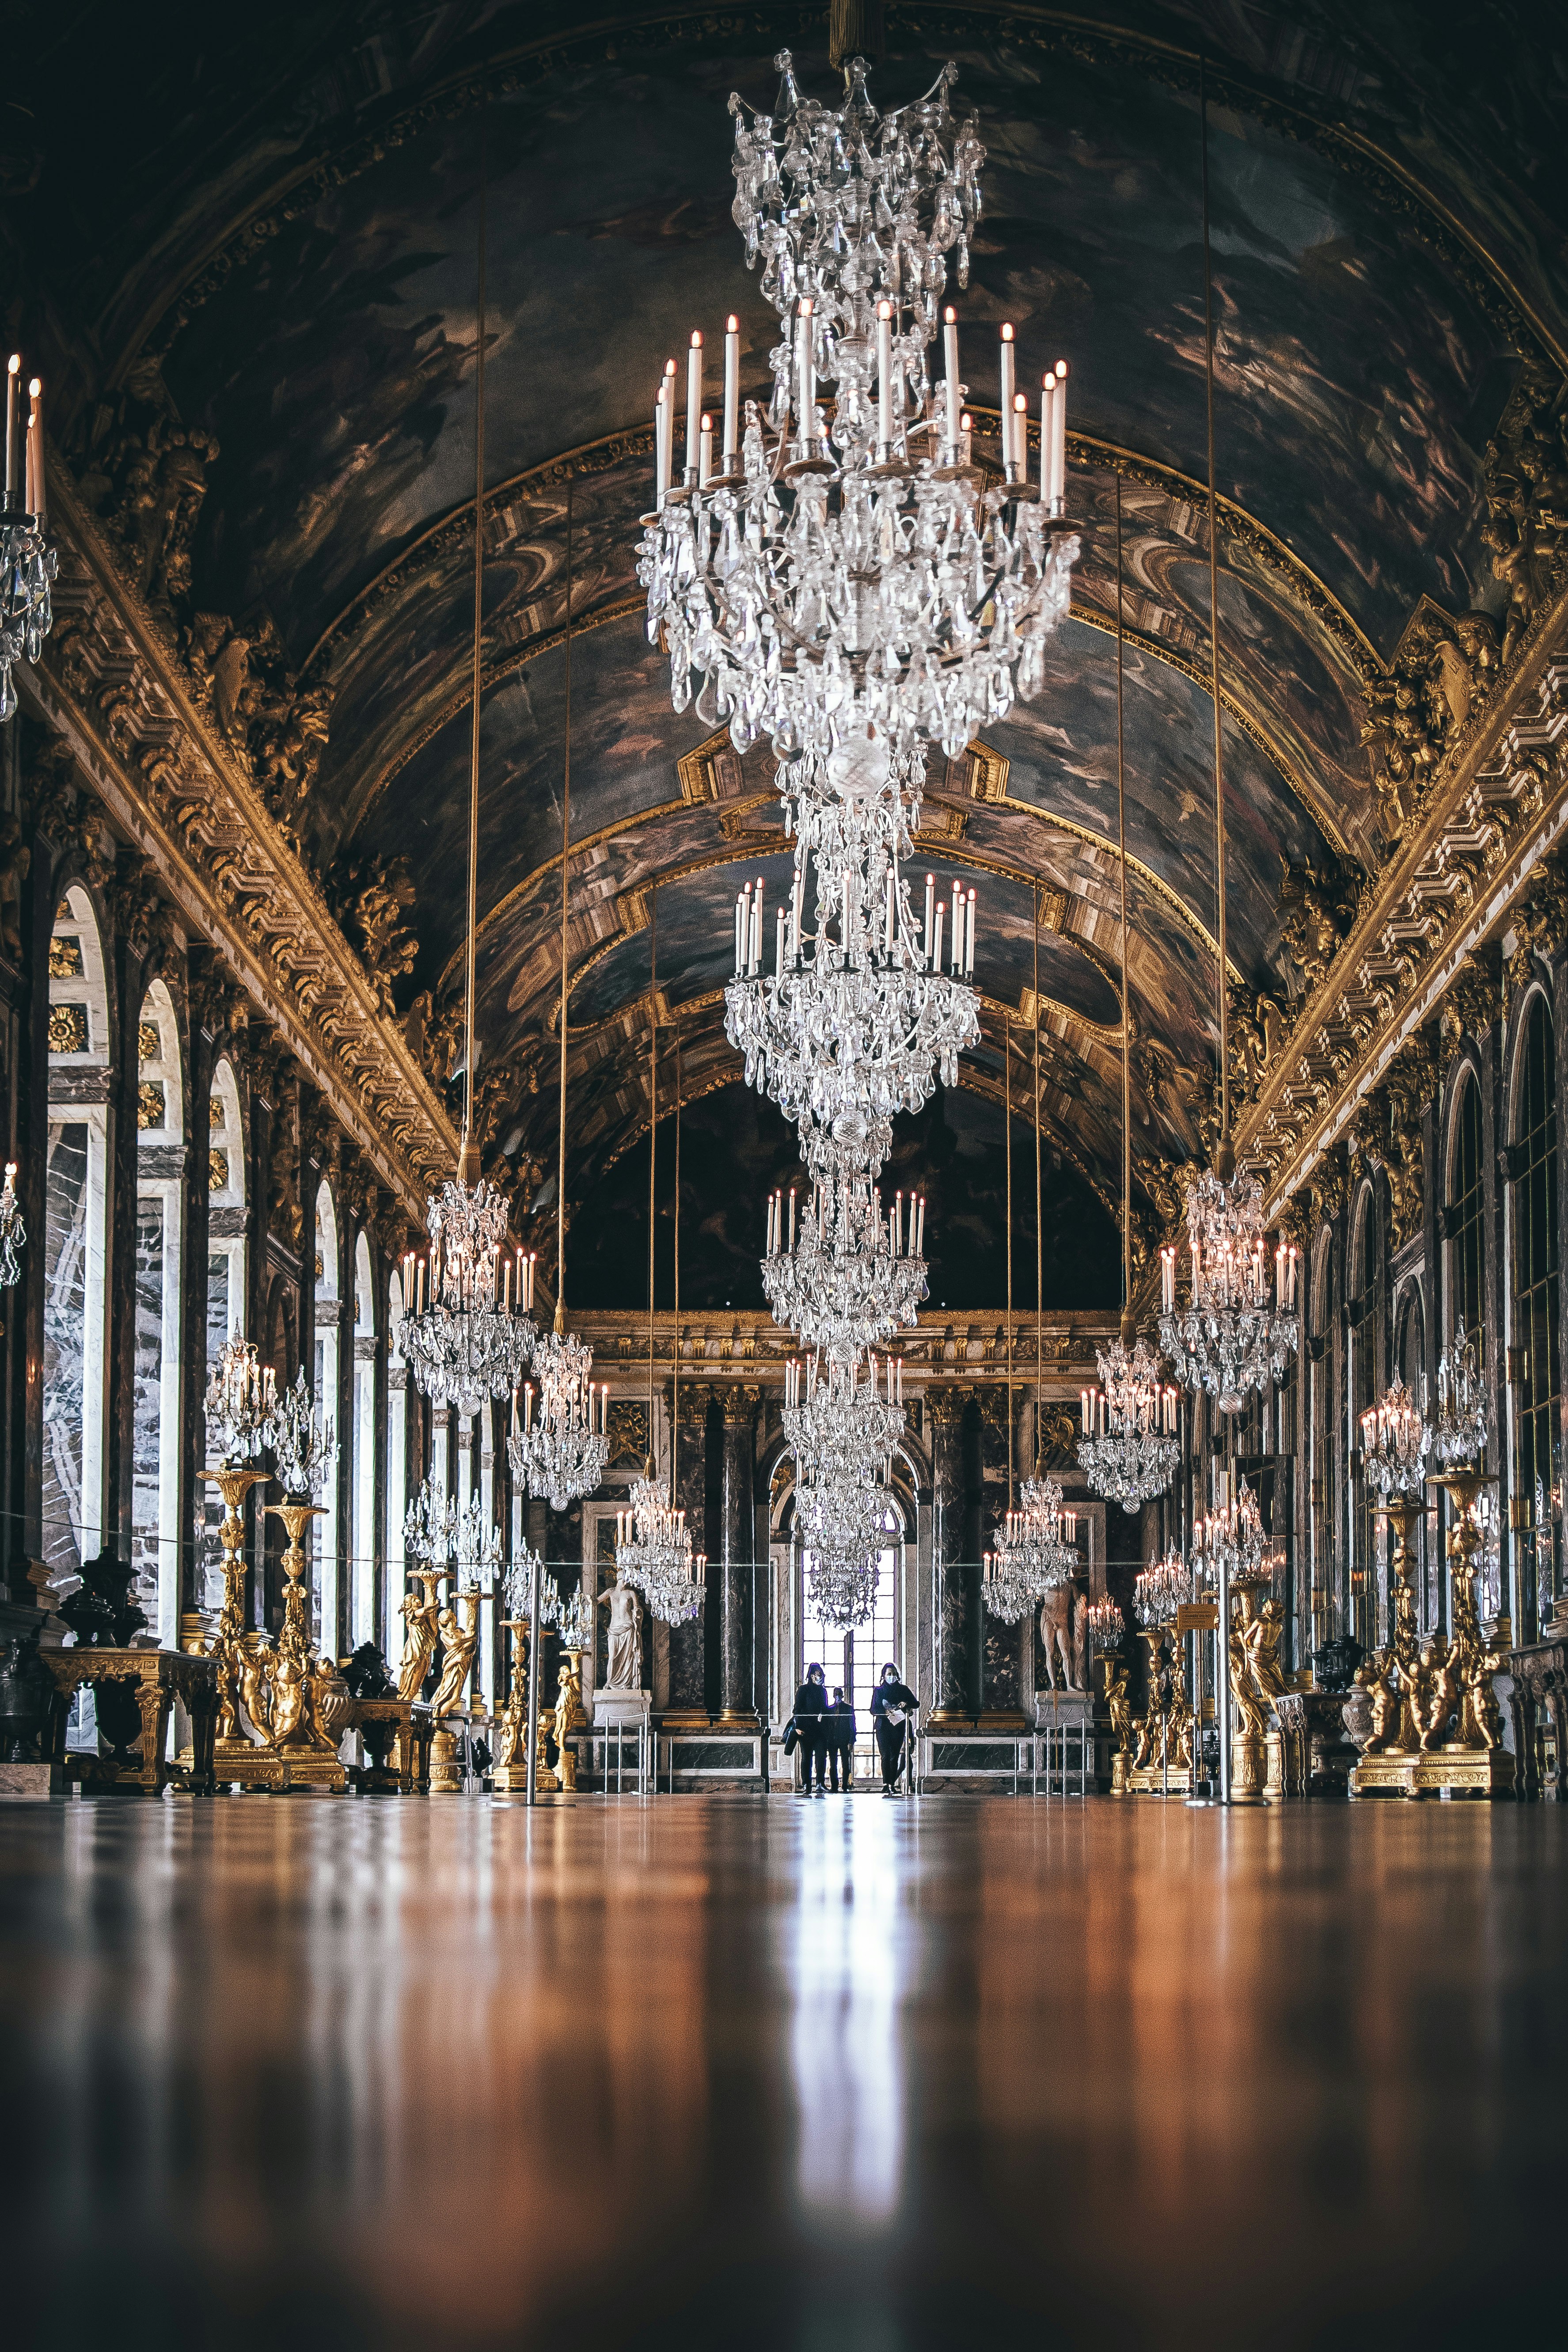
top-left (792, 1661), bottom-right (829, 1795)
top-left (824, 1686), bottom-right (857, 1792)
top-left (869, 1662), bottom-right (919, 1795)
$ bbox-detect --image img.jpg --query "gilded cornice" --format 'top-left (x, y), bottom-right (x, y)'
top-left (26, 470), bottom-right (459, 1216)
top-left (569, 1303), bottom-right (1118, 1381)
top-left (1238, 586), bottom-right (1568, 1215)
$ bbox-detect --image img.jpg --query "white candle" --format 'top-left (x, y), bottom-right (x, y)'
top-left (657, 360), bottom-right (677, 504)
top-left (751, 878), bottom-right (763, 971)
top-left (999, 324), bottom-right (1016, 469)
top-left (26, 378), bottom-right (42, 519)
top-left (884, 869), bottom-right (894, 954)
top-left (924, 873), bottom-right (935, 965)
top-left (1050, 358), bottom-right (1069, 512)
top-left (1040, 372), bottom-right (1056, 504)
top-left (1013, 393), bottom-right (1028, 488)
top-left (943, 307), bottom-right (960, 453)
top-left (3, 356), bottom-right (17, 508)
top-left (723, 315), bottom-right (740, 460)
top-left (699, 412), bottom-right (713, 487)
top-left (686, 332), bottom-right (704, 480)
top-left (933, 903), bottom-right (945, 973)
top-left (877, 300), bottom-right (894, 448)
top-left (775, 905), bottom-right (786, 975)
top-left (965, 888), bottom-right (976, 975)
top-left (796, 299), bottom-right (815, 433)
top-left (788, 1189), bottom-right (796, 1250)
top-left (916, 1197), bottom-right (926, 1257)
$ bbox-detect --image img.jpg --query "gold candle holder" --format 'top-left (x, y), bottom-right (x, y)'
top-left (203, 1464), bottom-right (264, 1743)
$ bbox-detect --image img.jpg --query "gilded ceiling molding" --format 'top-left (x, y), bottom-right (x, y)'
top-left (27, 472), bottom-right (458, 1216)
top-left (1236, 590), bottom-right (1568, 1216)
top-left (566, 1304), bottom-right (1118, 1382)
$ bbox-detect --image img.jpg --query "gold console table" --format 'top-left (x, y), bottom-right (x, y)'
top-left (46, 1647), bottom-right (219, 1795)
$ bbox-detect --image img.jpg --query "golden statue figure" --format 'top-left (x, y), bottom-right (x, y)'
top-left (1411, 1636), bottom-right (1460, 1751)
top-left (1461, 1643), bottom-right (1504, 1750)
top-left (239, 1643), bottom-right (275, 1745)
top-left (1245, 1596), bottom-right (1289, 1714)
top-left (1103, 1658), bottom-right (1132, 1763)
top-left (552, 1654), bottom-right (586, 1792)
top-left (430, 1596), bottom-right (479, 1718)
top-left (397, 1576), bottom-right (440, 1703)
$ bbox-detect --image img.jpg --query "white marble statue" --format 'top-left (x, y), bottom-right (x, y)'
top-left (598, 1575), bottom-right (644, 1691)
top-left (1040, 1585), bottom-right (1087, 1693)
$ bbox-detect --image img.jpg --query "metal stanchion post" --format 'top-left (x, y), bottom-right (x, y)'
top-left (524, 1548), bottom-right (542, 1808)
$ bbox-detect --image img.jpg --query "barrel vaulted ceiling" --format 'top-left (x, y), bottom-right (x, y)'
top-left (19, 0), bottom-right (1568, 1283)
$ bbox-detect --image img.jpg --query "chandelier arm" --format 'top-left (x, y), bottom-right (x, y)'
top-left (557, 477), bottom-right (574, 1320)
top-left (1200, 56), bottom-right (1229, 1156)
top-left (464, 91), bottom-right (486, 1155)
top-left (1115, 472), bottom-right (1131, 1321)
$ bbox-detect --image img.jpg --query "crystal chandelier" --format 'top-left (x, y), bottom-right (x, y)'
top-left (640, 54), bottom-right (1078, 765)
top-left (1360, 1373), bottom-right (1429, 1498)
top-left (1133, 1548), bottom-right (1187, 1627)
top-left (764, 1174), bottom-right (927, 1357)
top-left (402, 193), bottom-right (536, 1413)
top-left (802, 1524), bottom-right (884, 1630)
top-left (1192, 1482), bottom-right (1265, 1585)
top-left (982, 1539), bottom-right (1035, 1624)
top-left (501, 1540), bottom-right (547, 1621)
top-left (404, 1477), bottom-right (457, 1571)
top-left (268, 1369), bottom-right (337, 1497)
top-left (1078, 1324), bottom-right (1181, 1512)
top-left (1013, 1472), bottom-right (1080, 1590)
top-left (1158, 1175), bottom-right (1299, 1414)
top-left (203, 1330), bottom-right (277, 1465)
top-left (1086, 1592), bottom-right (1124, 1654)
top-left (454, 1491), bottom-right (503, 1592)
top-left (1154, 93), bottom-right (1300, 1417)
top-left (728, 817), bottom-right (979, 1175)
top-left (782, 1350), bottom-right (905, 1477)
top-left (0, 1160), bottom-right (25, 1287)
top-left (615, 1471), bottom-right (706, 1626)
top-left (1, 357), bottom-right (57, 725)
top-left (400, 1193), bottom-right (535, 1415)
top-left (554, 1584), bottom-right (595, 1651)
top-left (1430, 1326), bottom-right (1487, 1466)
top-left (509, 1332), bottom-right (610, 1515)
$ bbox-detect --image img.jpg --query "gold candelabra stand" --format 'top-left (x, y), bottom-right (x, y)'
top-left (203, 1466), bottom-right (265, 1748)
top-left (492, 1619), bottom-right (531, 1792)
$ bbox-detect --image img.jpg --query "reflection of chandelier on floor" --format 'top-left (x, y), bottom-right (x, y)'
top-left (641, 54), bottom-right (1077, 763)
top-left (1, 357), bottom-right (57, 725)
top-left (402, 182), bottom-right (535, 1414)
top-left (764, 1173), bottom-right (926, 1358)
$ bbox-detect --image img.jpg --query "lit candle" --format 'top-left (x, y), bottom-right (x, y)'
top-left (1012, 391), bottom-right (1029, 486)
top-left (723, 315), bottom-right (740, 461)
top-left (943, 306), bottom-right (960, 454)
top-left (512, 1385), bottom-right (520, 1434)
top-left (877, 299), bottom-right (895, 448)
top-left (1050, 358), bottom-right (1069, 513)
top-left (916, 1195), bottom-right (926, 1257)
top-left (965, 888), bottom-right (976, 975)
top-left (1039, 371), bottom-right (1056, 504)
top-left (775, 904), bottom-right (786, 976)
top-left (26, 378), bottom-right (42, 519)
top-left (999, 324), bottom-right (1016, 470)
top-left (933, 901), bottom-right (945, 973)
top-left (699, 411), bottom-right (713, 487)
top-left (751, 876), bottom-right (763, 972)
top-left (1081, 1388), bottom-right (1091, 1436)
top-left (686, 331), bottom-right (704, 482)
top-left (657, 359), bottom-right (677, 505)
top-left (796, 298), bottom-right (815, 436)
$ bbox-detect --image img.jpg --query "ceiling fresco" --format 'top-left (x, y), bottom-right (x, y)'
top-left (19, 0), bottom-right (1566, 1298)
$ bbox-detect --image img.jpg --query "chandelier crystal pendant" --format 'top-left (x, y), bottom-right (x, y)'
top-left (203, 1330), bottom-right (277, 1466)
top-left (0, 357), bottom-right (57, 725)
top-left (402, 161), bottom-right (535, 1413)
top-left (1360, 1373), bottom-right (1430, 1497)
top-left (1430, 1326), bottom-right (1487, 1466)
top-left (727, 819), bottom-right (980, 1175)
top-left (764, 1175), bottom-right (927, 1357)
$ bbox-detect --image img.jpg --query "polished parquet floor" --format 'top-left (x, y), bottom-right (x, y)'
top-left (1, 1793), bottom-right (1564, 2349)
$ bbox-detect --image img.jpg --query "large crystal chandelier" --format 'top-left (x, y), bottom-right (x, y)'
top-left (1430, 1326), bottom-right (1487, 1466)
top-left (764, 1174), bottom-right (926, 1356)
top-left (1, 357), bottom-right (57, 724)
top-left (268, 1368), bottom-right (337, 1497)
top-left (640, 53), bottom-right (1077, 764)
top-left (1155, 91), bottom-right (1299, 1417)
top-left (801, 1516), bottom-right (885, 1630)
top-left (454, 1490), bottom-right (503, 1592)
top-left (782, 1351), bottom-right (904, 1477)
top-left (727, 785), bottom-right (980, 1174)
top-left (203, 1330), bottom-right (276, 1465)
top-left (403, 186), bottom-right (535, 1413)
top-left (1011, 1471), bottom-right (1080, 1589)
top-left (1360, 1374), bottom-right (1429, 1498)
top-left (1158, 1177), bottom-right (1298, 1413)
top-left (400, 1195), bottom-right (535, 1414)
top-left (1133, 1548), bottom-right (1187, 1627)
top-left (1192, 1481), bottom-right (1265, 1585)
top-left (616, 1472), bottom-right (706, 1626)
top-left (509, 1334), bottom-right (609, 1515)
top-left (981, 1539), bottom-right (1035, 1624)
top-left (1078, 1323), bottom-right (1180, 1512)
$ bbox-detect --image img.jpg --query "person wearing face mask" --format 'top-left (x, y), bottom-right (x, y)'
top-left (824, 1683), bottom-right (857, 1792)
top-left (870, 1661), bottom-right (919, 1796)
top-left (790, 1660), bottom-right (829, 1796)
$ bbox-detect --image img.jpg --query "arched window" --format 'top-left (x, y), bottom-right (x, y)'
top-left (313, 1182), bottom-right (341, 1654)
top-left (796, 1471), bottom-right (912, 1781)
top-left (1349, 1190), bottom-right (1379, 1647)
top-left (45, 885), bottom-right (110, 1577)
top-left (202, 1057), bottom-right (247, 1609)
top-left (134, 979), bottom-right (184, 1643)
top-left (352, 1231), bottom-right (377, 1646)
top-left (1448, 1069), bottom-right (1485, 1356)
top-left (1511, 994), bottom-right (1560, 1636)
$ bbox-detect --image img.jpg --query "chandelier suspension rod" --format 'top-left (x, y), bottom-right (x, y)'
top-left (1200, 57), bottom-right (1230, 1166)
top-left (462, 91), bottom-right (487, 1164)
top-left (1115, 474), bottom-right (1131, 1326)
top-left (1034, 884), bottom-right (1043, 1468)
top-left (648, 883), bottom-right (658, 1463)
top-left (1006, 1010), bottom-right (1013, 1512)
top-left (555, 477), bottom-right (575, 1322)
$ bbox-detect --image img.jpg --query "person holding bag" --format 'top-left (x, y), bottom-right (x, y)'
top-left (870, 1662), bottom-right (918, 1797)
